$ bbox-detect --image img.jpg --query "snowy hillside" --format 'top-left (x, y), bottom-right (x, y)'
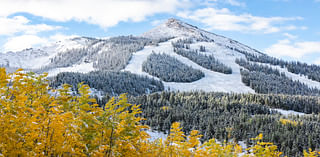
top-left (253, 62), bottom-right (320, 90)
top-left (123, 39), bottom-right (255, 93)
top-left (142, 18), bottom-right (262, 56)
top-left (2, 18), bottom-right (320, 94)
top-left (0, 37), bottom-right (92, 69)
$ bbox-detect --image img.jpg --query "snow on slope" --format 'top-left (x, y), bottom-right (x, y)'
top-left (142, 18), bottom-right (262, 56)
top-left (47, 62), bottom-right (95, 77)
top-left (124, 39), bottom-right (255, 93)
top-left (0, 49), bottom-right (50, 69)
top-left (271, 108), bottom-right (306, 116)
top-left (145, 130), bottom-right (167, 142)
top-left (0, 37), bottom-right (90, 69)
top-left (254, 62), bottom-right (320, 90)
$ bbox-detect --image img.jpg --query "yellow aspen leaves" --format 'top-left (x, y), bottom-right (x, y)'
top-left (161, 106), bottom-right (171, 111)
top-left (246, 134), bottom-right (283, 157)
top-left (303, 148), bottom-right (320, 157)
top-left (0, 69), bottom-right (149, 156)
top-left (279, 118), bottom-right (300, 126)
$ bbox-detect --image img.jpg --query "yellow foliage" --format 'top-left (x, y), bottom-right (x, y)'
top-left (161, 106), bottom-right (171, 111)
top-left (246, 134), bottom-right (282, 157)
top-left (304, 148), bottom-right (320, 157)
top-left (149, 122), bottom-right (242, 157)
top-left (0, 68), bottom-right (149, 156)
top-left (279, 118), bottom-right (300, 126)
top-left (0, 68), bottom-right (317, 157)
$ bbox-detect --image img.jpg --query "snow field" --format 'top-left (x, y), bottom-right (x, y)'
top-left (124, 39), bottom-right (255, 93)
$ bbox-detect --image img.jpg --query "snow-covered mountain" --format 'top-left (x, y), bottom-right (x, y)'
top-left (0, 37), bottom-right (92, 70)
top-left (142, 18), bottom-right (262, 57)
top-left (2, 18), bottom-right (320, 94)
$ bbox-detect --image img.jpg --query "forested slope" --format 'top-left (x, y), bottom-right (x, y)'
top-left (123, 92), bottom-right (320, 156)
top-left (50, 70), bottom-right (164, 96)
top-left (142, 53), bottom-right (205, 82)
top-left (236, 58), bottom-right (320, 96)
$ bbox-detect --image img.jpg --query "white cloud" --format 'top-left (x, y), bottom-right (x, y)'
top-left (177, 7), bottom-right (304, 33)
top-left (203, 0), bottom-right (245, 7)
top-left (0, 0), bottom-right (189, 28)
top-left (3, 35), bottom-right (48, 52)
top-left (0, 0), bottom-right (190, 52)
top-left (224, 0), bottom-right (246, 7)
top-left (283, 33), bottom-right (297, 39)
top-left (3, 33), bottom-right (78, 52)
top-left (0, 16), bottom-right (61, 36)
top-left (0, 15), bottom-right (63, 52)
top-left (265, 39), bottom-right (320, 59)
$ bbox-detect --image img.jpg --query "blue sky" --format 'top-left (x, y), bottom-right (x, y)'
top-left (0, 0), bottom-right (320, 64)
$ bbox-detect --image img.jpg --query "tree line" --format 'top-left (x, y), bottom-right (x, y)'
top-left (38, 36), bottom-right (173, 73)
top-left (235, 58), bottom-right (320, 96)
top-left (232, 47), bottom-right (320, 83)
top-left (142, 52), bottom-right (205, 82)
top-left (50, 70), bottom-right (164, 96)
top-left (172, 46), bottom-right (232, 74)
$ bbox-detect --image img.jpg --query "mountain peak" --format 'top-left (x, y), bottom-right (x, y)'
top-left (165, 18), bottom-right (180, 23)
top-left (164, 18), bottom-right (200, 31)
top-left (142, 18), bottom-right (262, 56)
top-left (164, 18), bottom-right (183, 27)
top-left (164, 18), bottom-right (198, 29)
top-left (141, 18), bottom-right (202, 39)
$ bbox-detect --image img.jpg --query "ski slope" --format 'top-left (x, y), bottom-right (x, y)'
top-left (255, 62), bottom-right (320, 90)
top-left (47, 62), bottom-right (95, 77)
top-left (271, 108), bottom-right (306, 116)
top-left (124, 39), bottom-right (255, 93)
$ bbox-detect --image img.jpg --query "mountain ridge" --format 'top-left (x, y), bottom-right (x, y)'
top-left (1, 18), bottom-right (320, 95)
top-left (142, 18), bottom-right (263, 56)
